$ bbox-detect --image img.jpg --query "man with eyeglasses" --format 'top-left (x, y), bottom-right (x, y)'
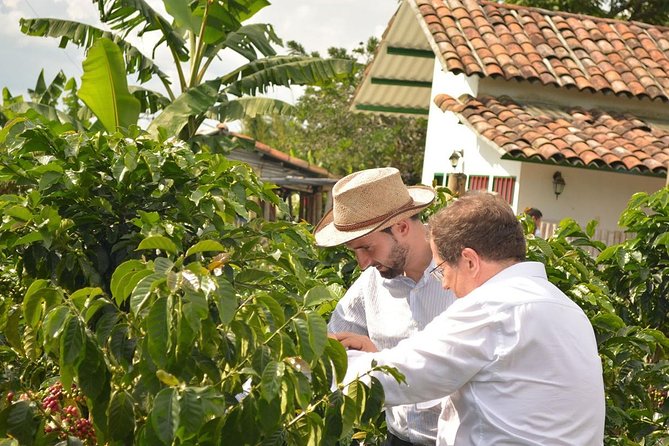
top-left (313, 167), bottom-right (456, 446)
top-left (337, 192), bottom-right (605, 445)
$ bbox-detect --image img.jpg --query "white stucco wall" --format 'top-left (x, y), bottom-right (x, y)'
top-left (517, 163), bottom-right (665, 231)
top-left (421, 61), bottom-right (478, 186)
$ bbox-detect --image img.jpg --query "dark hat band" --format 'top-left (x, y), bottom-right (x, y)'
top-left (333, 198), bottom-right (415, 231)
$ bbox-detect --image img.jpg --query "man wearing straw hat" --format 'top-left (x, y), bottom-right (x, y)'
top-left (314, 167), bottom-right (456, 446)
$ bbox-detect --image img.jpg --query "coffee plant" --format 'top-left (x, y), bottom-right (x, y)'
top-left (0, 116), bottom-right (392, 445)
top-left (523, 189), bottom-right (669, 445)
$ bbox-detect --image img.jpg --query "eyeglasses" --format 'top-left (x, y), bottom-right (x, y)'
top-left (429, 260), bottom-right (447, 281)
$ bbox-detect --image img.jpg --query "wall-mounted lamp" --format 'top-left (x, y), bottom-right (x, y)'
top-left (447, 150), bottom-right (466, 196)
top-left (449, 150), bottom-right (463, 169)
top-left (552, 171), bottom-right (566, 199)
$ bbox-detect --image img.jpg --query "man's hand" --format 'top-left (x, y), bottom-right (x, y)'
top-left (330, 332), bottom-right (378, 352)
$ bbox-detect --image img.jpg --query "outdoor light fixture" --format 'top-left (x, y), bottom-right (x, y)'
top-left (447, 150), bottom-right (466, 197)
top-left (552, 171), bottom-right (566, 199)
top-left (449, 149), bottom-right (463, 169)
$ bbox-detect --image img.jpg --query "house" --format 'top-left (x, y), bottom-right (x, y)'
top-left (212, 125), bottom-right (339, 225)
top-left (352, 0), bottom-right (669, 237)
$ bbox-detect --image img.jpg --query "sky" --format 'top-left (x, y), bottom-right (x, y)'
top-left (0, 0), bottom-right (398, 102)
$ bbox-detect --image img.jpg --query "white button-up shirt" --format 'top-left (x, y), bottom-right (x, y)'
top-left (346, 262), bottom-right (605, 445)
top-left (329, 264), bottom-right (456, 445)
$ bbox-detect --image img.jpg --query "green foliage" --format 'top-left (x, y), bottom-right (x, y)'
top-left (0, 116), bottom-right (393, 444)
top-left (0, 117), bottom-right (288, 293)
top-left (242, 38), bottom-right (427, 184)
top-left (597, 188), bottom-right (669, 334)
top-left (523, 188), bottom-right (669, 444)
top-left (78, 38), bottom-right (140, 133)
top-left (0, 247), bottom-right (390, 445)
top-left (505, 0), bottom-right (669, 25)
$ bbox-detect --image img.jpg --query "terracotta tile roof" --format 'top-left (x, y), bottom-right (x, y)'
top-left (416, 0), bottom-right (669, 101)
top-left (434, 93), bottom-right (669, 175)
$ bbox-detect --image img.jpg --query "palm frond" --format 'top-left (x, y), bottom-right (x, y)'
top-left (94, 0), bottom-right (188, 61)
top-left (223, 56), bottom-right (357, 97)
top-left (20, 18), bottom-right (171, 85)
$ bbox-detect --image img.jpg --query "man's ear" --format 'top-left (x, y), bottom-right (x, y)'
top-left (461, 247), bottom-right (481, 275)
top-left (393, 219), bottom-right (411, 237)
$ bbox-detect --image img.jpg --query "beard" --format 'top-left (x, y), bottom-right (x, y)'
top-left (375, 239), bottom-right (409, 279)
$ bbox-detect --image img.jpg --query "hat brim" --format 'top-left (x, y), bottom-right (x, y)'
top-left (313, 186), bottom-right (435, 247)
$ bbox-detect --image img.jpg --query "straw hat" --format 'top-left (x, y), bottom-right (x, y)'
top-left (313, 167), bottom-right (435, 247)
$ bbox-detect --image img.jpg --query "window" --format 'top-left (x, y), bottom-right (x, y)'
top-left (493, 176), bottom-right (516, 204)
top-left (433, 173), bottom-right (445, 187)
top-left (468, 175), bottom-right (489, 191)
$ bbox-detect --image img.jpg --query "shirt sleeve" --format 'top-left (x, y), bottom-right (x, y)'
top-left (345, 301), bottom-right (498, 406)
top-left (328, 273), bottom-right (369, 336)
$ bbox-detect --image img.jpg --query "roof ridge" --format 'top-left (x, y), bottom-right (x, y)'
top-left (479, 0), bottom-right (669, 32)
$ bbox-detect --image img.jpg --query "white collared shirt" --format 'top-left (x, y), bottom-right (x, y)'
top-left (329, 264), bottom-right (456, 445)
top-left (346, 262), bottom-right (605, 445)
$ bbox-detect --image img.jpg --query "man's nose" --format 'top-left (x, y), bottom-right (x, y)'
top-left (356, 252), bottom-right (374, 270)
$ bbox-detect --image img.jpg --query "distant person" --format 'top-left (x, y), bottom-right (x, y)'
top-left (314, 167), bottom-right (456, 446)
top-left (524, 207), bottom-right (543, 237)
top-left (337, 193), bottom-right (605, 445)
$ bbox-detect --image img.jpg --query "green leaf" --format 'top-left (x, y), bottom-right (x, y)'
top-left (322, 390), bottom-right (344, 444)
top-left (303, 286), bottom-right (335, 308)
top-left (177, 388), bottom-right (205, 441)
top-left (130, 272), bottom-right (164, 315)
top-left (69, 287), bottom-right (104, 311)
top-left (0, 401), bottom-right (38, 445)
top-left (215, 97), bottom-right (293, 121)
top-left (77, 38), bottom-right (140, 132)
top-left (216, 23), bottom-right (279, 59)
top-left (22, 279), bottom-right (48, 327)
top-left (147, 297), bottom-right (171, 368)
top-left (150, 388), bottom-right (180, 445)
top-left (215, 277), bottom-right (237, 326)
top-left (5, 205), bottom-right (32, 221)
top-left (22, 281), bottom-right (62, 328)
top-left (13, 231), bottom-right (43, 246)
top-left (185, 240), bottom-right (227, 258)
top-left (77, 337), bottom-right (110, 405)
top-left (137, 235), bottom-right (178, 255)
top-left (261, 361), bottom-right (285, 401)
top-left (107, 390), bottom-right (135, 441)
top-left (154, 257), bottom-right (174, 274)
top-left (95, 311), bottom-right (119, 345)
top-left (4, 308), bottom-right (22, 352)
top-left (111, 259), bottom-right (146, 301)
top-left (43, 305), bottom-right (70, 350)
top-left (119, 269), bottom-right (154, 306)
top-left (652, 231), bottom-right (669, 249)
top-left (147, 79), bottom-right (222, 138)
top-left (306, 311), bottom-right (327, 358)
top-left (163, 0), bottom-right (198, 32)
top-left (223, 56), bottom-right (355, 97)
top-left (60, 316), bottom-right (84, 367)
top-left (324, 338), bottom-right (348, 385)
top-left (361, 378), bottom-right (385, 423)
top-left (293, 317), bottom-right (314, 363)
top-left (256, 293), bottom-right (285, 328)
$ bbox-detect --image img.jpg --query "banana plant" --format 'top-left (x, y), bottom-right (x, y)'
top-left (0, 70), bottom-right (91, 131)
top-left (20, 0), bottom-right (356, 139)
